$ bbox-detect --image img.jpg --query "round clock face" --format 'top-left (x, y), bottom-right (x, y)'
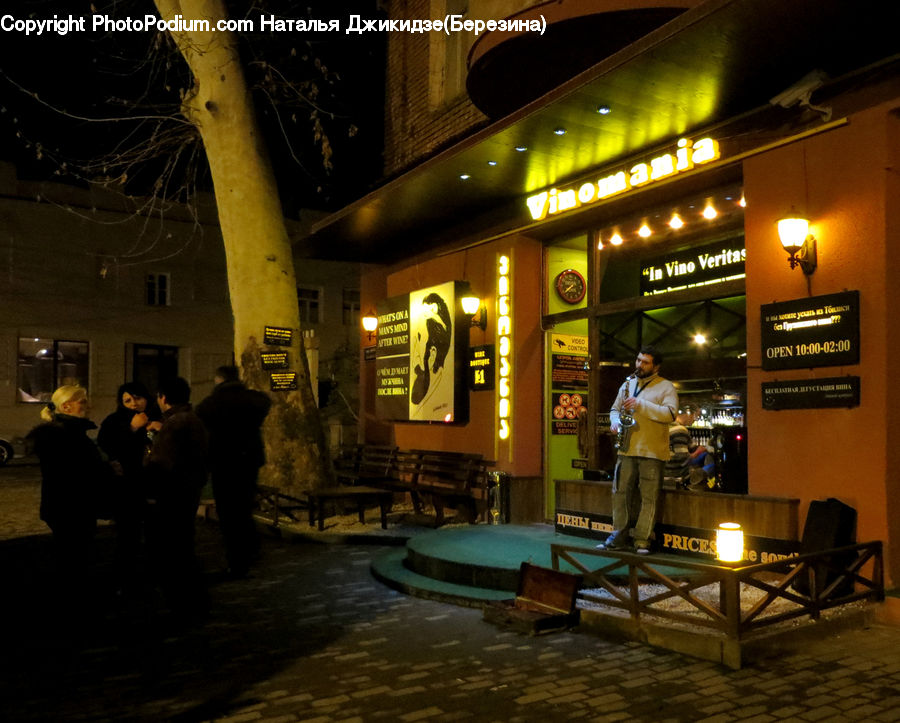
top-left (555, 269), bottom-right (586, 304)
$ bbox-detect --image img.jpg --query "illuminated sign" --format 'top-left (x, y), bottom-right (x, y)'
top-left (497, 254), bottom-right (512, 442)
top-left (263, 325), bottom-right (293, 346)
top-left (760, 291), bottom-right (860, 370)
top-left (373, 281), bottom-right (470, 423)
top-left (641, 239), bottom-right (745, 296)
top-left (260, 351), bottom-right (289, 370)
top-left (468, 345), bottom-right (495, 390)
top-left (269, 372), bottom-right (298, 391)
top-left (525, 137), bottom-right (720, 221)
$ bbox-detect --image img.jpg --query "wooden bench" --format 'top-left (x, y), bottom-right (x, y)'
top-left (335, 444), bottom-right (398, 487)
top-left (326, 444), bottom-right (495, 526)
top-left (304, 485), bottom-right (394, 531)
top-left (408, 450), bottom-right (494, 525)
top-left (333, 443), bottom-right (364, 480)
top-left (276, 445), bottom-right (396, 531)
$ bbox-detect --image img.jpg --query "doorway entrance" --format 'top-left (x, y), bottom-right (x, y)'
top-left (130, 343), bottom-right (179, 393)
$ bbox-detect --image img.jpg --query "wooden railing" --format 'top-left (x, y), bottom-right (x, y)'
top-left (550, 541), bottom-right (884, 641)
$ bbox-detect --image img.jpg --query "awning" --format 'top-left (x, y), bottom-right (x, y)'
top-left (298, 0), bottom-right (900, 263)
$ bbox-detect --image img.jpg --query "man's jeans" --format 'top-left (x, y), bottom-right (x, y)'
top-left (611, 455), bottom-right (664, 547)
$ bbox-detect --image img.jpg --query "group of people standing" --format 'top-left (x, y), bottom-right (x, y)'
top-left (27, 366), bottom-right (271, 620)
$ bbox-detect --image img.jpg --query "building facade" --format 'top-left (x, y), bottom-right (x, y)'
top-left (1, 162), bottom-right (360, 454)
top-left (308, 0), bottom-right (900, 585)
top-left (0, 162), bottom-right (234, 441)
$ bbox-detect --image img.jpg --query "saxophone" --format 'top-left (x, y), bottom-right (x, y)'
top-left (614, 373), bottom-right (638, 452)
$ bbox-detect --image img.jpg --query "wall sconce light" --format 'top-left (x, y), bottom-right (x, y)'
top-left (716, 522), bottom-right (744, 563)
top-left (777, 212), bottom-right (817, 274)
top-left (361, 310), bottom-right (378, 341)
top-left (461, 295), bottom-right (488, 331)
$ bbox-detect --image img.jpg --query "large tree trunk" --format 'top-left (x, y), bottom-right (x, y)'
top-left (154, 0), bottom-right (334, 493)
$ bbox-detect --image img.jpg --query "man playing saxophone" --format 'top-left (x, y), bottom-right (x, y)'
top-left (599, 345), bottom-right (677, 554)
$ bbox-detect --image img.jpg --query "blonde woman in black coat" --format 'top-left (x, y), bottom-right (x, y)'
top-left (27, 385), bottom-right (111, 596)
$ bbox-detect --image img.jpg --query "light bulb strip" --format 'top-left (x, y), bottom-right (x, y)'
top-left (596, 192), bottom-right (744, 249)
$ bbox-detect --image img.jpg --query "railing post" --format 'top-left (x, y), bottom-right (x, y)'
top-left (629, 560), bottom-right (640, 620)
top-left (810, 558), bottom-right (822, 620)
top-left (874, 542), bottom-right (885, 601)
top-left (719, 568), bottom-right (741, 640)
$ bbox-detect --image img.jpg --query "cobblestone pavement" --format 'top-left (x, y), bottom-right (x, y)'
top-left (2, 464), bottom-right (900, 722)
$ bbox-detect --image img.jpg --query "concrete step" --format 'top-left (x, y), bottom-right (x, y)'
top-left (370, 547), bottom-right (512, 608)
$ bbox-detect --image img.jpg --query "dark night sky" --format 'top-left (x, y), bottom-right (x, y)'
top-left (0, 0), bottom-right (387, 214)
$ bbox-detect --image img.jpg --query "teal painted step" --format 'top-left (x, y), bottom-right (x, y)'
top-left (371, 548), bottom-right (512, 609)
top-left (401, 524), bottom-right (702, 590)
top-left (404, 524), bottom-right (602, 591)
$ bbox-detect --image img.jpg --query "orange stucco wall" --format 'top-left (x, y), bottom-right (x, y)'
top-left (359, 235), bottom-right (544, 478)
top-left (744, 102), bottom-right (900, 584)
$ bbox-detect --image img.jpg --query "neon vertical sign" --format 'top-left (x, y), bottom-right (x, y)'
top-left (497, 253), bottom-right (512, 443)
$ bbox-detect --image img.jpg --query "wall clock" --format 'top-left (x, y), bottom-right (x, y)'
top-left (555, 268), bottom-right (586, 304)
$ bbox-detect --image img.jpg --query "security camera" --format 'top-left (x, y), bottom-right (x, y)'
top-left (769, 69), bottom-right (829, 108)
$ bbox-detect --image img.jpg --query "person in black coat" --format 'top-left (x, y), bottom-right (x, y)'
top-left (27, 385), bottom-right (111, 600)
top-left (97, 381), bottom-right (162, 592)
top-left (196, 365), bottom-right (271, 577)
top-left (145, 377), bottom-right (209, 620)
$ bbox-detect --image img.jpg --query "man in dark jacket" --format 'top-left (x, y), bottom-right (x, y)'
top-left (147, 376), bottom-right (208, 619)
top-left (196, 365), bottom-right (271, 577)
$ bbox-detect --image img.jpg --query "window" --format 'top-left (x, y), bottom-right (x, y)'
top-left (146, 272), bottom-right (171, 306)
top-left (342, 288), bottom-right (360, 326)
top-left (298, 286), bottom-right (321, 324)
top-left (17, 338), bottom-right (90, 403)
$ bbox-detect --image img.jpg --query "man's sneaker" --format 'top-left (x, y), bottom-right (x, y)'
top-left (596, 532), bottom-right (626, 550)
top-left (635, 543), bottom-right (651, 555)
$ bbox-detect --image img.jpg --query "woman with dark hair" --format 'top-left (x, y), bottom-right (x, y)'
top-left (98, 381), bottom-right (163, 591)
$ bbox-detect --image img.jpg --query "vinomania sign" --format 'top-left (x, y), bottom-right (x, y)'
top-left (525, 137), bottom-right (720, 221)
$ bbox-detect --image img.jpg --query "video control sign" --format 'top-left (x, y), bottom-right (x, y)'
top-left (760, 291), bottom-right (859, 370)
